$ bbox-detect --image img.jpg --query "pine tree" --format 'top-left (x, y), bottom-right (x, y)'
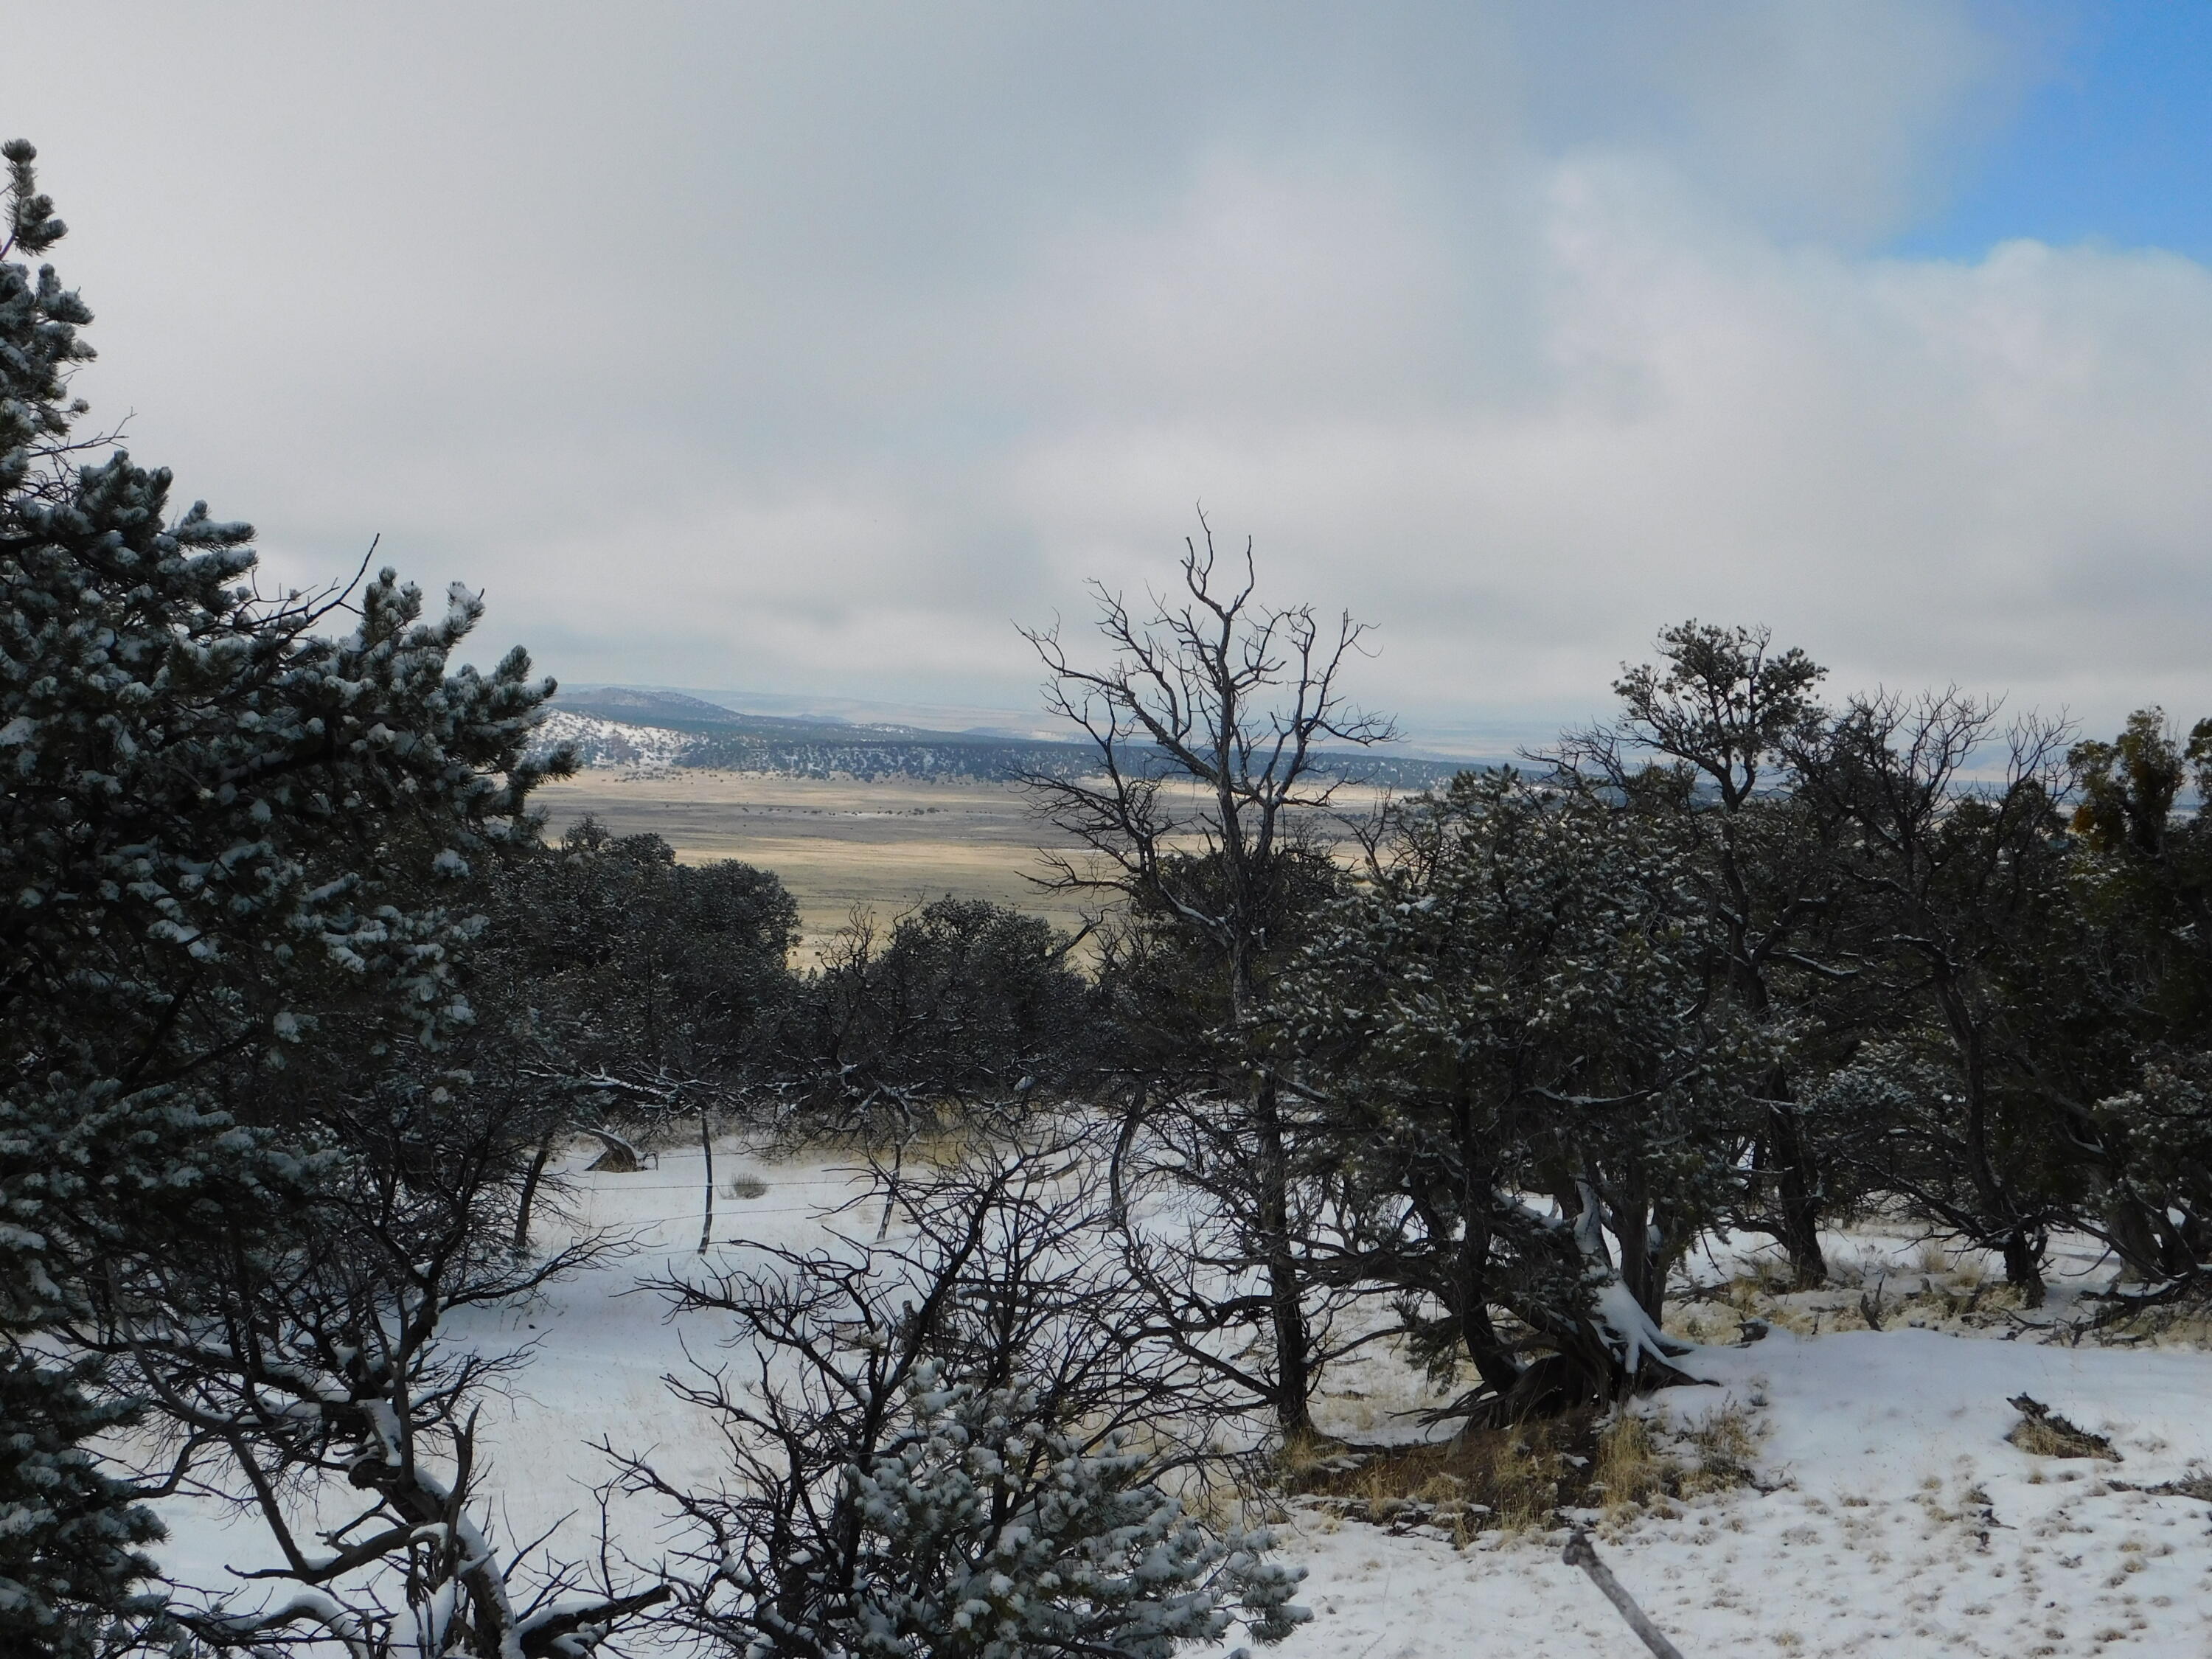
top-left (0, 1354), bottom-right (167, 1658)
top-left (0, 138), bottom-right (565, 1652)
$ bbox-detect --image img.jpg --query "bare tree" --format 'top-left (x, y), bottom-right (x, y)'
top-left (1018, 522), bottom-right (1396, 1438)
top-left (77, 1093), bottom-right (667, 1657)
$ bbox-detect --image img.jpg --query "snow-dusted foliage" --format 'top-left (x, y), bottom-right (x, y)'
top-left (0, 1351), bottom-right (166, 1659)
top-left (1555, 622), bottom-right (1838, 1288)
top-left (2026, 710), bottom-right (2212, 1298)
top-left (835, 1368), bottom-right (1301, 1659)
top-left (1279, 768), bottom-right (1750, 1414)
top-left (1787, 692), bottom-right (2077, 1301)
top-left (0, 137), bottom-right (569, 1651)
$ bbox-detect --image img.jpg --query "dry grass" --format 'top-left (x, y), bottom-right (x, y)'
top-left (2077, 1301), bottom-right (2212, 1350)
top-left (1290, 1399), bottom-right (1764, 1545)
top-left (890, 1124), bottom-right (985, 1168)
top-left (1592, 1413), bottom-right (1670, 1515)
top-left (1678, 1402), bottom-right (1764, 1495)
top-left (723, 1173), bottom-right (769, 1200)
top-left (1288, 1413), bottom-right (1596, 1544)
top-left (1737, 1256), bottom-right (1801, 1298)
top-left (1693, 1248), bottom-right (2038, 1340)
top-left (534, 771), bottom-right (1093, 960)
top-left (1660, 1302), bottom-right (1739, 1344)
top-left (2006, 1395), bottom-right (2121, 1461)
top-left (534, 768), bottom-right (1389, 963)
top-left (768, 1112), bottom-right (988, 1164)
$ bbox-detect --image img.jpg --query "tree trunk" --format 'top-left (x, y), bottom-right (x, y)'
top-left (1610, 1168), bottom-right (1672, 1324)
top-left (2104, 1194), bottom-right (2166, 1284)
top-left (511, 1125), bottom-right (560, 1254)
top-left (1736, 921), bottom-right (1826, 1290)
top-left (1253, 1071), bottom-right (1312, 1437)
top-left (2000, 1226), bottom-right (2045, 1307)
top-left (1949, 998), bottom-right (2042, 1305)
top-left (1510, 1184), bottom-right (1697, 1416)
top-left (698, 1106), bottom-right (715, 1256)
top-left (1766, 1099), bottom-right (1828, 1289)
top-left (1455, 1223), bottom-right (1523, 1396)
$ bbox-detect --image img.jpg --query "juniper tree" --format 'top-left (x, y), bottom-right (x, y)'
top-left (2042, 710), bottom-right (2212, 1296)
top-left (1558, 622), bottom-right (1841, 1287)
top-left (476, 819), bottom-right (800, 1244)
top-left (487, 818), bottom-right (799, 1086)
top-left (783, 897), bottom-right (1093, 1130)
top-left (1279, 770), bottom-right (1747, 1417)
top-left (1792, 692), bottom-right (2076, 1302)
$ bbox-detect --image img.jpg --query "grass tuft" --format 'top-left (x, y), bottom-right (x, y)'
top-left (1291, 1399), bottom-right (1765, 1544)
top-left (2006, 1394), bottom-right (2120, 1461)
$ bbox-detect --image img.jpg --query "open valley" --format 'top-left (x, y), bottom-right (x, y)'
top-left (534, 768), bottom-right (1097, 955)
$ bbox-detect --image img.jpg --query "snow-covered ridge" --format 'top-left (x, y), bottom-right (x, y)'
top-left (530, 708), bottom-right (691, 768)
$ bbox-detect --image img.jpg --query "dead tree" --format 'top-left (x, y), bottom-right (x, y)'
top-left (1018, 521), bottom-right (1396, 1438)
top-left (1563, 1529), bottom-right (1686, 1659)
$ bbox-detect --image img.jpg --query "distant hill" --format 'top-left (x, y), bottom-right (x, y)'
top-left (535, 688), bottom-right (1474, 788)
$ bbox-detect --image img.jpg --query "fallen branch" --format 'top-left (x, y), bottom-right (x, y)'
top-left (1562, 1528), bottom-right (1686, 1659)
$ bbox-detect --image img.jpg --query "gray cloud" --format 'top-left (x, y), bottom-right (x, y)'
top-left (8, 1), bottom-right (2199, 745)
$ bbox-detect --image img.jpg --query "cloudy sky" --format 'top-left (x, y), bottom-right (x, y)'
top-left (7, 2), bottom-right (2210, 747)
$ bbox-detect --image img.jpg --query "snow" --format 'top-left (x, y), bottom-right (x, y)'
top-left (1259, 1331), bottom-right (2212, 1659)
top-left (531, 710), bottom-right (694, 770)
top-left (150, 1148), bottom-right (2212, 1658)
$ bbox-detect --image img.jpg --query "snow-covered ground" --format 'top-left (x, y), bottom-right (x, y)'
top-left (1279, 1330), bottom-right (2212, 1658)
top-left (154, 1143), bottom-right (2212, 1658)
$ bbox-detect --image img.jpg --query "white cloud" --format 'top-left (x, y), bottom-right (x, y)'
top-left (975, 136), bottom-right (2212, 737)
top-left (5, 1), bottom-right (2202, 745)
